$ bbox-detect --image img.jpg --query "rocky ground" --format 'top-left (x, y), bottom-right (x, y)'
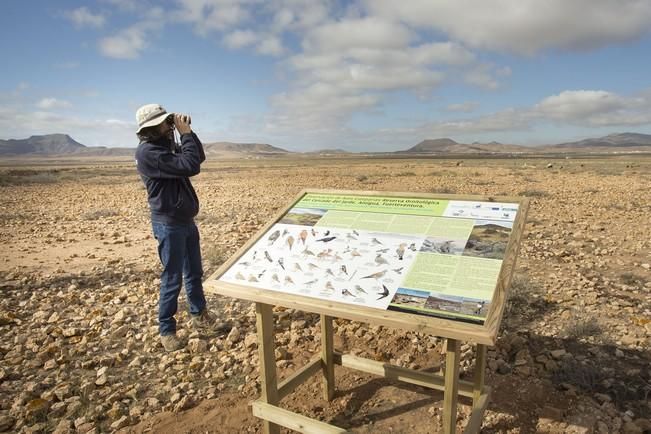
top-left (0, 156), bottom-right (650, 433)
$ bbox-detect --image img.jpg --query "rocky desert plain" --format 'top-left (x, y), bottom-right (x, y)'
top-left (0, 154), bottom-right (650, 434)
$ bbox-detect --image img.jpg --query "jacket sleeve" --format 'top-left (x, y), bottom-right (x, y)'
top-left (155, 133), bottom-right (203, 178)
top-left (187, 132), bottom-right (206, 163)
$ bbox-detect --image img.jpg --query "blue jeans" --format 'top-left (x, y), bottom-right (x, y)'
top-left (152, 221), bottom-right (206, 336)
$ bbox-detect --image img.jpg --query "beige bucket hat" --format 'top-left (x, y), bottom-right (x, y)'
top-left (136, 103), bottom-right (169, 133)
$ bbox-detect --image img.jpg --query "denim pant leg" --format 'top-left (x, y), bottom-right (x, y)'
top-left (153, 222), bottom-right (186, 336)
top-left (183, 223), bottom-right (206, 315)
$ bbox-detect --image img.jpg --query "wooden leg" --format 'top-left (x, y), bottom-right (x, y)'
top-left (473, 344), bottom-right (487, 407)
top-left (256, 303), bottom-right (280, 434)
top-left (443, 338), bottom-right (460, 434)
top-left (321, 314), bottom-right (335, 401)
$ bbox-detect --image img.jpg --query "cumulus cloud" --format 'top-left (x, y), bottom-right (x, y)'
top-left (223, 29), bottom-right (258, 49)
top-left (174, 0), bottom-right (253, 34)
top-left (99, 27), bottom-right (148, 59)
top-left (98, 16), bottom-right (163, 60)
top-left (0, 106), bottom-right (135, 147)
top-left (446, 101), bottom-right (480, 113)
top-left (36, 98), bottom-right (72, 109)
top-left (256, 36), bottom-right (285, 56)
top-left (365, 0), bottom-right (651, 55)
top-left (533, 89), bottom-right (651, 126)
top-left (66, 7), bottom-right (106, 28)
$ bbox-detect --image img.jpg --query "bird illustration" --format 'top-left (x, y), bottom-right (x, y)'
top-left (408, 243), bottom-right (417, 251)
top-left (268, 230), bottom-right (280, 244)
top-left (302, 247), bottom-right (315, 256)
top-left (311, 228), bottom-right (317, 237)
top-left (248, 275), bottom-right (259, 282)
top-left (282, 228), bottom-right (289, 237)
top-left (396, 243), bottom-right (406, 260)
top-left (293, 263), bottom-right (303, 272)
top-left (354, 285), bottom-right (367, 295)
top-left (392, 267), bottom-right (404, 274)
top-left (375, 254), bottom-right (389, 266)
top-left (304, 279), bottom-right (318, 286)
top-left (317, 236), bottom-right (337, 243)
top-left (264, 250), bottom-right (273, 262)
top-left (362, 270), bottom-right (387, 279)
top-left (326, 268), bottom-right (336, 277)
top-left (346, 233), bottom-right (357, 241)
top-left (272, 273), bottom-right (280, 283)
top-left (377, 284), bottom-right (390, 300)
top-left (235, 272), bottom-right (245, 280)
top-left (317, 249), bottom-right (332, 259)
top-left (286, 236), bottom-right (295, 250)
top-left (238, 261), bottom-right (251, 267)
top-left (353, 230), bottom-right (359, 236)
top-left (340, 265), bottom-right (348, 275)
top-left (351, 249), bottom-right (361, 258)
top-left (342, 288), bottom-right (355, 298)
top-left (285, 276), bottom-right (294, 285)
top-left (299, 230), bottom-right (308, 245)
top-left (334, 254), bottom-right (343, 261)
top-left (258, 269), bottom-right (266, 278)
top-left (308, 263), bottom-right (320, 270)
top-left (371, 238), bottom-right (383, 245)
top-left (252, 251), bottom-right (257, 261)
top-left (324, 281), bottom-right (335, 292)
top-left (277, 258), bottom-right (285, 270)
top-left (324, 230), bottom-right (330, 236)
top-left (376, 248), bottom-right (389, 253)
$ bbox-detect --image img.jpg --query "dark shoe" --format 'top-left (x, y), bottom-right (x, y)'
top-left (160, 334), bottom-right (184, 352)
top-left (191, 309), bottom-right (231, 334)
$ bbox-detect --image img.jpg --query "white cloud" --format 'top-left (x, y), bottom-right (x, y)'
top-left (223, 29), bottom-right (258, 49)
top-left (36, 98), bottom-right (72, 109)
top-left (304, 17), bottom-right (412, 52)
top-left (533, 89), bottom-right (651, 127)
top-left (66, 7), bottom-right (106, 28)
top-left (446, 101), bottom-right (479, 113)
top-left (174, 0), bottom-right (253, 35)
top-left (365, 0), bottom-right (651, 55)
top-left (99, 28), bottom-right (147, 59)
top-left (256, 36), bottom-right (285, 56)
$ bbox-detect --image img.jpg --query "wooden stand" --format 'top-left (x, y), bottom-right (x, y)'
top-left (252, 302), bottom-right (491, 434)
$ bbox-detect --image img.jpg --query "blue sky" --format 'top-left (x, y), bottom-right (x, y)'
top-left (1, 0), bottom-right (651, 151)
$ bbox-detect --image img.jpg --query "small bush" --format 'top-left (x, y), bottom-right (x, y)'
top-left (82, 210), bottom-right (119, 220)
top-left (203, 245), bottom-right (230, 269)
top-left (506, 273), bottom-right (543, 314)
top-left (620, 272), bottom-right (646, 286)
top-left (561, 316), bottom-right (603, 340)
top-left (428, 187), bottom-right (456, 194)
top-left (518, 189), bottom-right (548, 197)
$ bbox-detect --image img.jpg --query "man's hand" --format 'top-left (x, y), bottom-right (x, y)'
top-left (174, 113), bottom-right (192, 135)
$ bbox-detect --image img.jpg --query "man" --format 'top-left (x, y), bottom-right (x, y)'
top-left (135, 103), bottom-right (223, 352)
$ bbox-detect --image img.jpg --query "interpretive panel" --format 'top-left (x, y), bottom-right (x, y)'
top-left (218, 192), bottom-right (521, 323)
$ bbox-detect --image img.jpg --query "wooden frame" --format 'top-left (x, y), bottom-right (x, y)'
top-left (249, 304), bottom-right (491, 433)
top-left (205, 189), bottom-right (529, 433)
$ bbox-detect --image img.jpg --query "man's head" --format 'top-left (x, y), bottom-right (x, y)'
top-left (136, 103), bottom-right (173, 141)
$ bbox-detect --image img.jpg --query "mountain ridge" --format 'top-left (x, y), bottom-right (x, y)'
top-left (2, 132), bottom-right (651, 157)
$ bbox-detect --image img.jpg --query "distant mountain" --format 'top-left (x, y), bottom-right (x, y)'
top-left (401, 138), bottom-right (529, 154)
top-left (0, 134), bottom-right (86, 155)
top-left (203, 141), bottom-right (290, 156)
top-left (305, 148), bottom-right (351, 155)
top-left (549, 132), bottom-right (651, 149)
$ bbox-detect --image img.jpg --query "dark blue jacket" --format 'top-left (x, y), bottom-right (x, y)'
top-left (135, 132), bottom-right (206, 224)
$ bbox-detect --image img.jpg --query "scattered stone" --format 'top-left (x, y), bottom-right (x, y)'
top-left (109, 416), bottom-right (129, 430)
top-left (227, 326), bottom-right (241, 343)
